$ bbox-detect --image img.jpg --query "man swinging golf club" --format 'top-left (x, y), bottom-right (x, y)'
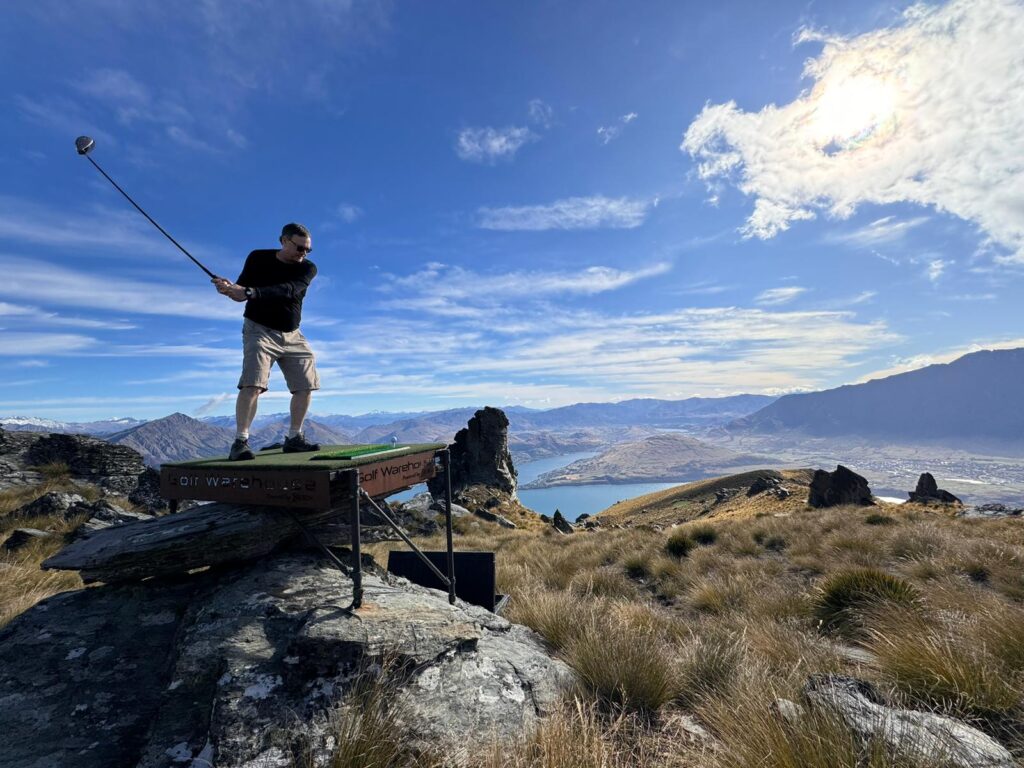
top-left (214, 223), bottom-right (321, 461)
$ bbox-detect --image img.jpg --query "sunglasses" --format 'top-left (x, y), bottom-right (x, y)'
top-left (289, 238), bottom-right (313, 255)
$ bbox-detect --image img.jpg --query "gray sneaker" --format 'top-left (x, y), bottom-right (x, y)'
top-left (229, 438), bottom-right (255, 461)
top-left (283, 433), bottom-right (321, 453)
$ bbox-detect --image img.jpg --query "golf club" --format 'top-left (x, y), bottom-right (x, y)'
top-left (75, 135), bottom-right (220, 280)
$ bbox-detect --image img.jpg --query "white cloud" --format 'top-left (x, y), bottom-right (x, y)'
top-left (528, 99), bottom-right (554, 128)
top-left (755, 286), bottom-right (807, 306)
top-left (337, 203), bottom-right (364, 223)
top-left (682, 0), bottom-right (1024, 260)
top-left (0, 332), bottom-right (96, 356)
top-left (330, 305), bottom-right (898, 400)
top-left (0, 256), bottom-right (239, 320)
top-left (381, 262), bottom-right (672, 305)
top-left (926, 259), bottom-right (948, 282)
top-left (478, 195), bottom-right (652, 231)
top-left (455, 126), bottom-right (536, 163)
top-left (597, 112), bottom-right (640, 144)
top-left (857, 338), bottom-right (1024, 382)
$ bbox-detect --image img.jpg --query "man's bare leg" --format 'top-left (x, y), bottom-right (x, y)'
top-left (236, 386), bottom-right (261, 437)
top-left (288, 389), bottom-right (312, 436)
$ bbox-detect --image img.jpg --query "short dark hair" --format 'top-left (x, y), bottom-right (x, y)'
top-left (281, 222), bottom-right (310, 240)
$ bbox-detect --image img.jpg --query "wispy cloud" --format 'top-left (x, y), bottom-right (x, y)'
top-left (755, 286), bottom-right (807, 306)
top-left (926, 259), bottom-right (948, 282)
top-left (682, 0), bottom-right (1024, 261)
top-left (381, 262), bottom-right (672, 306)
top-left (597, 112), bottom-right (638, 144)
top-left (857, 338), bottom-right (1024, 382)
top-left (827, 216), bottom-right (930, 247)
top-left (314, 304), bottom-right (899, 405)
top-left (478, 195), bottom-right (653, 231)
top-left (455, 126), bottom-right (536, 163)
top-left (0, 256), bottom-right (238, 320)
top-left (337, 203), bottom-right (364, 223)
top-left (528, 99), bottom-right (554, 128)
top-left (0, 332), bottom-right (96, 356)
top-left (0, 196), bottom-right (219, 260)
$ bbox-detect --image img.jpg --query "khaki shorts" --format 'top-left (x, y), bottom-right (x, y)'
top-left (238, 318), bottom-right (321, 393)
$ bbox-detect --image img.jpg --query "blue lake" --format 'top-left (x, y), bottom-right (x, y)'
top-left (391, 451), bottom-right (683, 522)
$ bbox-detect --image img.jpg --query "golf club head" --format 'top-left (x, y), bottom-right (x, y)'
top-left (75, 136), bottom-right (95, 156)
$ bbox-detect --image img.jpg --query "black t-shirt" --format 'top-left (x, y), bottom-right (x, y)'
top-left (236, 249), bottom-right (317, 332)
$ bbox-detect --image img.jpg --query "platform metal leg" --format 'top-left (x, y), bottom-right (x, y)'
top-left (442, 449), bottom-right (456, 605)
top-left (349, 469), bottom-right (363, 608)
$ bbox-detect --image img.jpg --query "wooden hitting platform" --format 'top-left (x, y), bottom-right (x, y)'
top-left (159, 443), bottom-right (455, 608)
top-left (161, 443), bottom-right (446, 509)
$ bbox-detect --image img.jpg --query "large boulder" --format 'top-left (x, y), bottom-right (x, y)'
top-left (808, 465), bottom-right (873, 508)
top-left (0, 553), bottom-right (573, 767)
top-left (908, 472), bottom-right (962, 504)
top-left (429, 407), bottom-right (517, 499)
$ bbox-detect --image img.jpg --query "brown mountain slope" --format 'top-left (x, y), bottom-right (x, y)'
top-left (524, 432), bottom-right (775, 488)
top-left (596, 468), bottom-right (819, 527)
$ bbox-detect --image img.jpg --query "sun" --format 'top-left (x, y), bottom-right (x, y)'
top-left (808, 74), bottom-right (898, 153)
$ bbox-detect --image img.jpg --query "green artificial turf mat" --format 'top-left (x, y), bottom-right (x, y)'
top-left (312, 445), bottom-right (393, 460)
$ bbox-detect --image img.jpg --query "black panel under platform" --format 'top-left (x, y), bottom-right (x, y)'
top-left (387, 550), bottom-right (507, 613)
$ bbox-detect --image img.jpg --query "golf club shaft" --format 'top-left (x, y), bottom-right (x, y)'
top-left (84, 155), bottom-right (219, 280)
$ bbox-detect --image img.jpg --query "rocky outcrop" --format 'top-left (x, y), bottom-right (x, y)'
top-left (746, 471), bottom-right (792, 499)
top-left (429, 407), bottom-right (517, 499)
top-left (961, 503), bottom-right (1024, 518)
top-left (0, 553), bottom-right (573, 768)
top-left (551, 510), bottom-right (574, 535)
top-left (26, 432), bottom-right (146, 494)
top-left (908, 472), bottom-right (962, 504)
top-left (775, 675), bottom-right (1014, 768)
top-left (808, 465), bottom-right (874, 508)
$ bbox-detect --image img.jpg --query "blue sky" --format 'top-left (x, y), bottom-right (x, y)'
top-left (1, 0), bottom-right (1022, 421)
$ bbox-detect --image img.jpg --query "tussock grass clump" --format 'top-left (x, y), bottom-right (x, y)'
top-left (867, 611), bottom-right (1024, 727)
top-left (688, 523), bottom-right (717, 546)
top-left (504, 587), bottom-right (600, 651)
top-left (569, 567), bottom-right (637, 600)
top-left (864, 513), bottom-right (896, 526)
top-left (468, 698), bottom-right (672, 768)
top-left (32, 461), bottom-right (72, 481)
top-left (665, 530), bottom-right (694, 558)
top-left (623, 553), bottom-right (652, 580)
top-left (674, 629), bottom-right (744, 706)
top-left (565, 603), bottom-right (681, 713)
top-left (689, 577), bottom-right (747, 616)
top-left (813, 568), bottom-right (920, 638)
top-left (319, 661), bottom-right (410, 768)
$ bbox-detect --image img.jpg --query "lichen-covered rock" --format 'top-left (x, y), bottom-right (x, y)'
top-left (808, 465), bottom-right (873, 508)
top-left (802, 675), bottom-right (1014, 768)
top-left (14, 491), bottom-right (87, 518)
top-left (0, 553), bottom-right (573, 768)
